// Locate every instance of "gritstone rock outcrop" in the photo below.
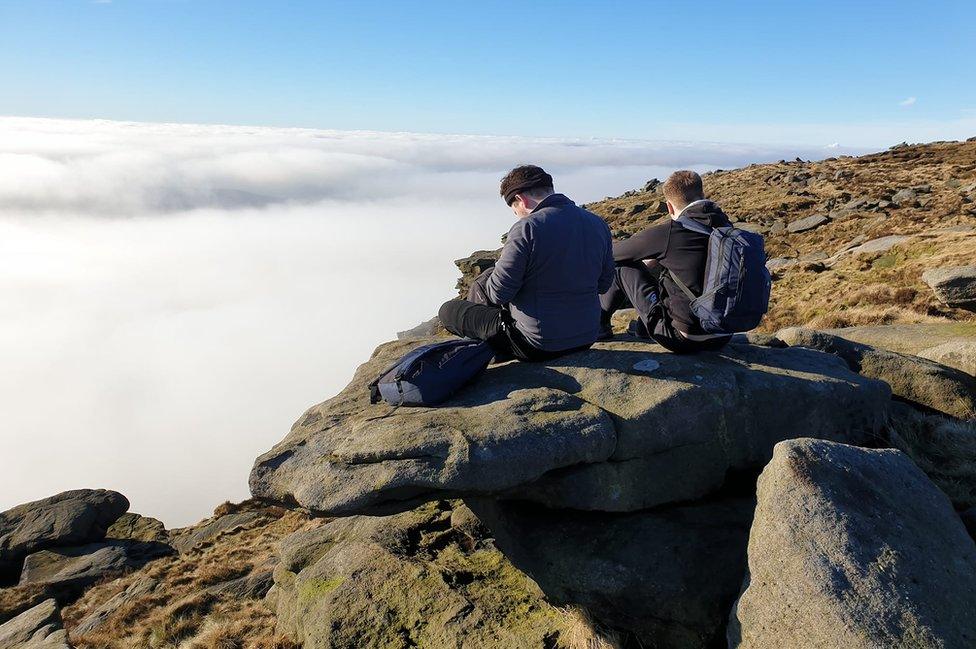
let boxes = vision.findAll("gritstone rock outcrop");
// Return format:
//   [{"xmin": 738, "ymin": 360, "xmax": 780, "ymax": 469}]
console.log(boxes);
[
  {"xmin": 466, "ymin": 496, "xmax": 754, "ymax": 647},
  {"xmin": 250, "ymin": 339, "xmax": 890, "ymax": 517},
  {"xmin": 924, "ymin": 266, "xmax": 976, "ymax": 312},
  {"xmin": 269, "ymin": 500, "xmax": 582, "ymax": 649},
  {"xmin": 776, "ymin": 327, "xmax": 976, "ymax": 419},
  {"xmin": 0, "ymin": 490, "xmax": 129, "ymax": 586},
  {"xmin": 729, "ymin": 438, "xmax": 976, "ymax": 648},
  {"xmin": 0, "ymin": 598, "xmax": 71, "ymax": 649}
]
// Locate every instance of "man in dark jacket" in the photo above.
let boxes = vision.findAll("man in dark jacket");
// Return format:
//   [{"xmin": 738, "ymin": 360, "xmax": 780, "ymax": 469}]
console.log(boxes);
[
  {"xmin": 439, "ymin": 165, "xmax": 615, "ymax": 361},
  {"xmin": 600, "ymin": 170, "xmax": 733, "ymax": 353}
]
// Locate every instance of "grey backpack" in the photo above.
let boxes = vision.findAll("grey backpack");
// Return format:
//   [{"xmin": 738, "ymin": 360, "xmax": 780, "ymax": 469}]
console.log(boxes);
[{"xmin": 669, "ymin": 216, "xmax": 771, "ymax": 334}]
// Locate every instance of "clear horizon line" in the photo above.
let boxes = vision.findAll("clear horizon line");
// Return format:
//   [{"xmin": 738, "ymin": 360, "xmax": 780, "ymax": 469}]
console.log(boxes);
[{"xmin": 0, "ymin": 113, "xmax": 890, "ymax": 156}]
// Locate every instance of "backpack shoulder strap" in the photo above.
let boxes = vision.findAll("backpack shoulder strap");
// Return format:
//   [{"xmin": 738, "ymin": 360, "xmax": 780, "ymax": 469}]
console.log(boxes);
[
  {"xmin": 667, "ymin": 216, "xmax": 714, "ymax": 300},
  {"xmin": 666, "ymin": 269, "xmax": 698, "ymax": 300},
  {"xmin": 674, "ymin": 215, "xmax": 713, "ymax": 236}
]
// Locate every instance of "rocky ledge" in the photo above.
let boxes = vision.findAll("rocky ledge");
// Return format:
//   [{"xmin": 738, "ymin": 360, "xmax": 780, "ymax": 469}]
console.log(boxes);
[
  {"xmin": 245, "ymin": 319, "xmax": 976, "ymax": 646},
  {"xmin": 250, "ymin": 338, "xmax": 890, "ymax": 517}
]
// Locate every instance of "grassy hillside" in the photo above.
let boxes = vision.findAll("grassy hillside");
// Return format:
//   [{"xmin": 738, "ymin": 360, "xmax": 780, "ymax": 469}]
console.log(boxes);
[{"xmin": 581, "ymin": 139, "xmax": 976, "ymax": 331}]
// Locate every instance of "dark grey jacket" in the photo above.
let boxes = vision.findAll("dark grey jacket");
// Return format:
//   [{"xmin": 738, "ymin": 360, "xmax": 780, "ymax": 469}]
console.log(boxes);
[{"xmin": 487, "ymin": 194, "xmax": 615, "ymax": 351}]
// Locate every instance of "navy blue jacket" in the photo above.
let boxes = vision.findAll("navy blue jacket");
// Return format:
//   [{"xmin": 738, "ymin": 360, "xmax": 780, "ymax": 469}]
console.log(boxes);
[{"xmin": 487, "ymin": 194, "xmax": 615, "ymax": 351}]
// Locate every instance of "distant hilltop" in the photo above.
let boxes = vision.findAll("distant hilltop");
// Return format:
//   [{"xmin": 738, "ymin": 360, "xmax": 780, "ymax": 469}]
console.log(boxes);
[{"xmin": 588, "ymin": 137, "xmax": 976, "ymax": 331}]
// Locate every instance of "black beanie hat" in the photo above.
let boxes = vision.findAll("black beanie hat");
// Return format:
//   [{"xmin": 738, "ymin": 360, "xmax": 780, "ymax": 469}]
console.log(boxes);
[{"xmin": 500, "ymin": 165, "xmax": 554, "ymax": 205}]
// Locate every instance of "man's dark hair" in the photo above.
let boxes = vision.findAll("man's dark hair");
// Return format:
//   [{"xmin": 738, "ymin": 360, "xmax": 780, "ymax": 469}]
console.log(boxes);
[
  {"xmin": 663, "ymin": 170, "xmax": 705, "ymax": 208},
  {"xmin": 500, "ymin": 165, "xmax": 554, "ymax": 205}
]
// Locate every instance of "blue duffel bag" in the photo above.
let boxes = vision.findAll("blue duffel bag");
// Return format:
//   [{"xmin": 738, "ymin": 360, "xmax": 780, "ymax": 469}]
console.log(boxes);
[{"xmin": 368, "ymin": 338, "xmax": 495, "ymax": 406}]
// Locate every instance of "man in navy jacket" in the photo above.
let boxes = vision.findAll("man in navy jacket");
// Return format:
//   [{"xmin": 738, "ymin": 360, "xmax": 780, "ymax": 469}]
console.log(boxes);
[{"xmin": 439, "ymin": 165, "xmax": 615, "ymax": 361}]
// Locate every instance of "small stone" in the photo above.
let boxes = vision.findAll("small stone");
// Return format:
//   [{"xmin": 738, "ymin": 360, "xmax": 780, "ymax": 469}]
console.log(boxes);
[
  {"xmin": 787, "ymin": 215, "xmax": 830, "ymax": 233},
  {"xmin": 736, "ymin": 222, "xmax": 770, "ymax": 234},
  {"xmin": 851, "ymin": 235, "xmax": 911, "ymax": 254},
  {"xmin": 632, "ymin": 359, "xmax": 660, "ymax": 373},
  {"xmin": 828, "ymin": 208, "xmax": 858, "ymax": 221},
  {"xmin": 766, "ymin": 257, "xmax": 800, "ymax": 272},
  {"xmin": 891, "ymin": 188, "xmax": 918, "ymax": 207},
  {"xmin": 765, "ymin": 258, "xmax": 797, "ymax": 271},
  {"xmin": 628, "ymin": 203, "xmax": 648, "ymax": 216},
  {"xmin": 799, "ymin": 251, "xmax": 828, "ymax": 262}
]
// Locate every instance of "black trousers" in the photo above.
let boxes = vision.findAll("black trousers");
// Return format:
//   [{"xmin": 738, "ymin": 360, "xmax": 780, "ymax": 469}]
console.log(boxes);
[
  {"xmin": 599, "ymin": 262, "xmax": 731, "ymax": 354},
  {"xmin": 438, "ymin": 269, "xmax": 590, "ymax": 362}
]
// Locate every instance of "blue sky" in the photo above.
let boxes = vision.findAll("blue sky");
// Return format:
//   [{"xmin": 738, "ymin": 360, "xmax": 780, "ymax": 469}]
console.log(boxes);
[{"xmin": 1, "ymin": 0, "xmax": 975, "ymax": 146}]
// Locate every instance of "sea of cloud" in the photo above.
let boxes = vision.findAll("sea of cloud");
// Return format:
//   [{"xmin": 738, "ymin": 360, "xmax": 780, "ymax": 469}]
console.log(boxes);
[{"xmin": 0, "ymin": 116, "xmax": 864, "ymax": 526}]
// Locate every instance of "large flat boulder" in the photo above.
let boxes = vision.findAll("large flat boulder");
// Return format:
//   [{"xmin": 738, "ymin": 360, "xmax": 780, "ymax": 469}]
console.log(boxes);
[
  {"xmin": 923, "ymin": 265, "xmax": 976, "ymax": 311},
  {"xmin": 0, "ymin": 599, "xmax": 71, "ymax": 649},
  {"xmin": 251, "ymin": 338, "xmax": 889, "ymax": 516},
  {"xmin": 467, "ymin": 496, "xmax": 754, "ymax": 648},
  {"xmin": 920, "ymin": 340, "xmax": 976, "ymax": 377},
  {"xmin": 18, "ymin": 540, "xmax": 173, "ymax": 596},
  {"xmin": 821, "ymin": 322, "xmax": 976, "ymax": 377},
  {"xmin": 270, "ymin": 500, "xmax": 607, "ymax": 649},
  {"xmin": 729, "ymin": 439, "xmax": 976, "ymax": 648},
  {"xmin": 787, "ymin": 214, "xmax": 829, "ymax": 233},
  {"xmin": 0, "ymin": 490, "xmax": 129, "ymax": 584},
  {"xmin": 778, "ymin": 327, "xmax": 976, "ymax": 419},
  {"xmin": 823, "ymin": 321, "xmax": 976, "ymax": 355}
]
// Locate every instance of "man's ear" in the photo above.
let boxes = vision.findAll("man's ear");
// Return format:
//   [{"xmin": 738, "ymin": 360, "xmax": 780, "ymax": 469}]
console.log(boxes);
[{"xmin": 666, "ymin": 201, "xmax": 675, "ymax": 215}]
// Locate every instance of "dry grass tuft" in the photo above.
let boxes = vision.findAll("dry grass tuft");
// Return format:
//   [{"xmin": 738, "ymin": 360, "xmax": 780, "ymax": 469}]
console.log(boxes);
[
  {"xmin": 805, "ymin": 305, "xmax": 932, "ymax": 330},
  {"xmin": 64, "ymin": 505, "xmax": 318, "ymax": 649},
  {"xmin": 558, "ymin": 605, "xmax": 626, "ymax": 649},
  {"xmin": 888, "ymin": 408, "xmax": 976, "ymax": 509},
  {"xmin": 0, "ymin": 582, "xmax": 53, "ymax": 624},
  {"xmin": 187, "ymin": 601, "xmax": 300, "ymax": 649}
]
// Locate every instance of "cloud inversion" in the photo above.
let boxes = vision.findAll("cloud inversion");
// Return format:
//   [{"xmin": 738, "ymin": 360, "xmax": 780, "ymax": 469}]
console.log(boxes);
[{"xmin": 0, "ymin": 117, "xmax": 868, "ymax": 526}]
